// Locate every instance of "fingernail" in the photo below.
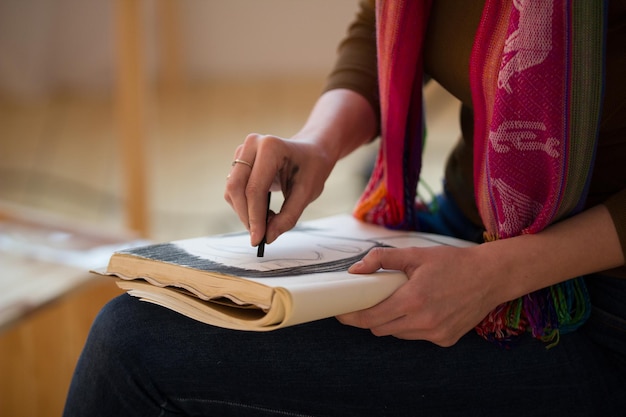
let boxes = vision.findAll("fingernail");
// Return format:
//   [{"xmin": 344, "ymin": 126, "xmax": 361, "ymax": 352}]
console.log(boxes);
[
  {"xmin": 348, "ymin": 260, "xmax": 364, "ymax": 272},
  {"xmin": 249, "ymin": 230, "xmax": 260, "ymax": 246}
]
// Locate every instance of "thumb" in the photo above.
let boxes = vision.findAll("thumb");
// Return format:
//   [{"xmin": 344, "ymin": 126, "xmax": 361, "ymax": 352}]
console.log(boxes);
[{"xmin": 348, "ymin": 247, "xmax": 405, "ymax": 274}]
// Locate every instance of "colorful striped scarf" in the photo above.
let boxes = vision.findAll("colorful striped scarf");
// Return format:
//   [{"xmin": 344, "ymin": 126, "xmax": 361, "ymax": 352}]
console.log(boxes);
[{"xmin": 353, "ymin": 0, "xmax": 606, "ymax": 346}]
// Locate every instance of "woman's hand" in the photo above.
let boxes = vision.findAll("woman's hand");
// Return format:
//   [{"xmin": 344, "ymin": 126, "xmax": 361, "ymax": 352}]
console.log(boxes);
[
  {"xmin": 337, "ymin": 245, "xmax": 499, "ymax": 347},
  {"xmin": 337, "ymin": 205, "xmax": 625, "ymax": 347},
  {"xmin": 224, "ymin": 134, "xmax": 334, "ymax": 246},
  {"xmin": 224, "ymin": 89, "xmax": 379, "ymax": 245}
]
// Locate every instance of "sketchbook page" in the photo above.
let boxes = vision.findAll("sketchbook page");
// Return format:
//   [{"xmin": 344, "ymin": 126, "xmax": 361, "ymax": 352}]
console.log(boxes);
[
  {"xmin": 117, "ymin": 271, "xmax": 406, "ymax": 331},
  {"xmin": 114, "ymin": 215, "xmax": 478, "ymax": 331},
  {"xmin": 116, "ymin": 280, "xmax": 289, "ymax": 331},
  {"xmin": 110, "ymin": 214, "xmax": 477, "ymax": 316},
  {"xmin": 146, "ymin": 215, "xmax": 380, "ymax": 280},
  {"xmin": 120, "ymin": 214, "xmax": 474, "ymax": 285}
]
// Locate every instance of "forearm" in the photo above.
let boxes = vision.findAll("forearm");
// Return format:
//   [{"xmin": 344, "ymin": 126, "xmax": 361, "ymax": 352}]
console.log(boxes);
[
  {"xmin": 292, "ymin": 88, "xmax": 378, "ymax": 165},
  {"xmin": 479, "ymin": 204, "xmax": 625, "ymax": 304}
]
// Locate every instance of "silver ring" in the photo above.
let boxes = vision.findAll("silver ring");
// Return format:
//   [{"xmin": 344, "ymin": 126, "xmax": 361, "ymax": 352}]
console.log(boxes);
[{"xmin": 232, "ymin": 159, "xmax": 253, "ymax": 169}]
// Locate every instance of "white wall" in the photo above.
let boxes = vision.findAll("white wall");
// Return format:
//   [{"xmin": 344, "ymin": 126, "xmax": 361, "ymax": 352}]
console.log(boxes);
[
  {"xmin": 0, "ymin": 0, "xmax": 117, "ymax": 97},
  {"xmin": 0, "ymin": 0, "xmax": 359, "ymax": 98},
  {"xmin": 180, "ymin": 0, "xmax": 358, "ymax": 80}
]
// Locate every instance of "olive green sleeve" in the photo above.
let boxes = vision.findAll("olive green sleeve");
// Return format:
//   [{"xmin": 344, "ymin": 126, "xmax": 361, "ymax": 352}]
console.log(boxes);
[
  {"xmin": 323, "ymin": 0, "xmax": 380, "ymax": 122},
  {"xmin": 604, "ymin": 189, "xmax": 626, "ymax": 264}
]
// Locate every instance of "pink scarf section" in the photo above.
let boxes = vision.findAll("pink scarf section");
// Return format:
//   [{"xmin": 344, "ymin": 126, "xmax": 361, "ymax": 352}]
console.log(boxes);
[
  {"xmin": 354, "ymin": 0, "xmax": 604, "ymax": 345},
  {"xmin": 353, "ymin": 0, "xmax": 430, "ymax": 229}
]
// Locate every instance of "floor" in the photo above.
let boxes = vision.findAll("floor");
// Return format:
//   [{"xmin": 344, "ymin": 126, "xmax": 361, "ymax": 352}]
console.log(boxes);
[{"xmin": 0, "ymin": 78, "xmax": 460, "ymax": 243}]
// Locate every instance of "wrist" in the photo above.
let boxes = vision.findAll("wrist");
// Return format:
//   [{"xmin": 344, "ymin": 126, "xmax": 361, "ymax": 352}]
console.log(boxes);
[
  {"xmin": 476, "ymin": 235, "xmax": 548, "ymax": 305},
  {"xmin": 293, "ymin": 89, "xmax": 377, "ymax": 164},
  {"xmin": 474, "ymin": 204, "xmax": 624, "ymax": 305}
]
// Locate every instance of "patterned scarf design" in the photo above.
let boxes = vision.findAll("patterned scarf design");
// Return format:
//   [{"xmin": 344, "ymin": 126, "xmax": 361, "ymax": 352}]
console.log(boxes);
[{"xmin": 354, "ymin": 0, "xmax": 606, "ymax": 345}]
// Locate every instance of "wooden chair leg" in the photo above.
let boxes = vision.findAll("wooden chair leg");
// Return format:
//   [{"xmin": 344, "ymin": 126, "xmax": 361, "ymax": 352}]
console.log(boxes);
[
  {"xmin": 114, "ymin": 0, "xmax": 149, "ymax": 237},
  {"xmin": 157, "ymin": 0, "xmax": 184, "ymax": 94}
]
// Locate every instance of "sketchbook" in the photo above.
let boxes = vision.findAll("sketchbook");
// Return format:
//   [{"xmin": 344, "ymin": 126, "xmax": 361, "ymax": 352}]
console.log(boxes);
[{"xmin": 96, "ymin": 214, "xmax": 475, "ymax": 331}]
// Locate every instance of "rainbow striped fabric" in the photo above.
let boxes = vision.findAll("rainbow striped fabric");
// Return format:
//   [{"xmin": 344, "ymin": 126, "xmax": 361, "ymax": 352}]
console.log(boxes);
[{"xmin": 354, "ymin": 0, "xmax": 606, "ymax": 346}]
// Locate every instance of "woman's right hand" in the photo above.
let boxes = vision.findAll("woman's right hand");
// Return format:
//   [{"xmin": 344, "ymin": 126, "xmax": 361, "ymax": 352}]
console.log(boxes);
[
  {"xmin": 224, "ymin": 89, "xmax": 378, "ymax": 246},
  {"xmin": 224, "ymin": 133, "xmax": 335, "ymax": 247}
]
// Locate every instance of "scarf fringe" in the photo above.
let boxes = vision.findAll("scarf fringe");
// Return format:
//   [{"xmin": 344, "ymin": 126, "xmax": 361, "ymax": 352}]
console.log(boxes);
[
  {"xmin": 474, "ymin": 277, "xmax": 591, "ymax": 348},
  {"xmin": 353, "ymin": 147, "xmax": 408, "ymax": 228},
  {"xmin": 353, "ymin": 182, "xmax": 405, "ymax": 228}
]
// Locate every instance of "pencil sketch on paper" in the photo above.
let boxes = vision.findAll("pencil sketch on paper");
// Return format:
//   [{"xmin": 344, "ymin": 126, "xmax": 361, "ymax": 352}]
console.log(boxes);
[
  {"xmin": 120, "ymin": 223, "xmax": 462, "ymax": 279},
  {"xmin": 120, "ymin": 225, "xmax": 386, "ymax": 278}
]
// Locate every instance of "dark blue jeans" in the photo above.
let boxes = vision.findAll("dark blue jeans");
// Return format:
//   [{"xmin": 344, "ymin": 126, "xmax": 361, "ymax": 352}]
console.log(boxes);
[{"xmin": 63, "ymin": 194, "xmax": 626, "ymax": 416}]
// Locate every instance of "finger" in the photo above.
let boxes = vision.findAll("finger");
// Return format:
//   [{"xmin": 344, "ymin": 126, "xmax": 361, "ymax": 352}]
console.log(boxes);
[
  {"xmin": 338, "ymin": 306, "xmax": 430, "ymax": 340},
  {"xmin": 266, "ymin": 184, "xmax": 312, "ymax": 244},
  {"xmin": 368, "ymin": 315, "xmax": 417, "ymax": 338},
  {"xmin": 336, "ymin": 295, "xmax": 405, "ymax": 331},
  {"xmin": 385, "ymin": 324, "xmax": 461, "ymax": 347},
  {"xmin": 351, "ymin": 296, "xmax": 463, "ymax": 345},
  {"xmin": 248, "ymin": 139, "xmax": 317, "ymax": 244},
  {"xmin": 247, "ymin": 187, "xmax": 271, "ymax": 246},
  {"xmin": 244, "ymin": 136, "xmax": 285, "ymax": 245},
  {"xmin": 266, "ymin": 148, "xmax": 327, "ymax": 242},
  {"xmin": 337, "ymin": 305, "xmax": 400, "ymax": 330},
  {"xmin": 224, "ymin": 144, "xmax": 257, "ymax": 231},
  {"xmin": 348, "ymin": 247, "xmax": 413, "ymax": 274}
]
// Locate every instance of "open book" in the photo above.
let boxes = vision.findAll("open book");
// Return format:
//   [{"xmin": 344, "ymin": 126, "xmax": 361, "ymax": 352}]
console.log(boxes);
[{"xmin": 96, "ymin": 215, "xmax": 475, "ymax": 331}]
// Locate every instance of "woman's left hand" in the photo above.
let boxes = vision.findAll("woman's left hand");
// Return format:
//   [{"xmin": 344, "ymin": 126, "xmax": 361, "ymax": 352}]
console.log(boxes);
[
  {"xmin": 336, "ymin": 245, "xmax": 499, "ymax": 347},
  {"xmin": 337, "ymin": 205, "xmax": 625, "ymax": 347}
]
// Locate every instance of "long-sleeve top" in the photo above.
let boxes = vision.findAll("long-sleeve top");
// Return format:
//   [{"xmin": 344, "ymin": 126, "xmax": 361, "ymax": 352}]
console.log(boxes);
[{"xmin": 324, "ymin": 0, "xmax": 626, "ymax": 278}]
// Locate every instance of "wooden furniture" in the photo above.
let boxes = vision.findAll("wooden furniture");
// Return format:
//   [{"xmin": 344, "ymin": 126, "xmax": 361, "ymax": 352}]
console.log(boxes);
[
  {"xmin": 114, "ymin": 0, "xmax": 150, "ymax": 236},
  {"xmin": 0, "ymin": 203, "xmax": 142, "ymax": 417},
  {"xmin": 113, "ymin": 0, "xmax": 184, "ymax": 237},
  {"xmin": 0, "ymin": 275, "xmax": 120, "ymax": 417},
  {"xmin": 0, "ymin": 3, "xmax": 185, "ymax": 414}
]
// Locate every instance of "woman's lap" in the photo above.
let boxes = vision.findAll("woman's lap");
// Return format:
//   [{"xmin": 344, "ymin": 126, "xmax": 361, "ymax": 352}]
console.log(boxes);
[
  {"xmin": 64, "ymin": 191, "xmax": 626, "ymax": 416},
  {"xmin": 64, "ymin": 293, "xmax": 625, "ymax": 417}
]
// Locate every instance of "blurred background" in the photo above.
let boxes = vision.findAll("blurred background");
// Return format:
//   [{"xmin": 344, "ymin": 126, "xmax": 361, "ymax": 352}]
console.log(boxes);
[
  {"xmin": 0, "ymin": 0, "xmax": 371, "ymax": 241},
  {"xmin": 0, "ymin": 1, "xmax": 460, "ymax": 415}
]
